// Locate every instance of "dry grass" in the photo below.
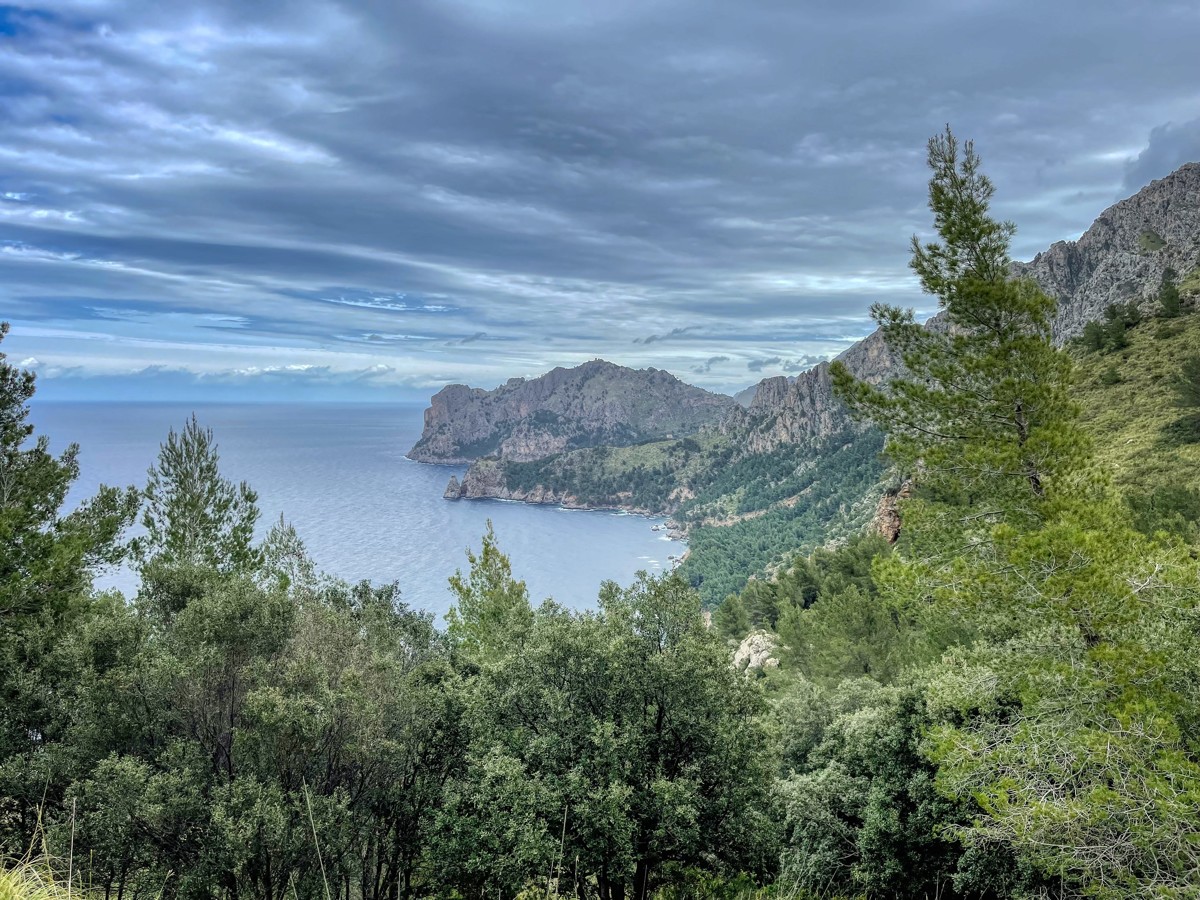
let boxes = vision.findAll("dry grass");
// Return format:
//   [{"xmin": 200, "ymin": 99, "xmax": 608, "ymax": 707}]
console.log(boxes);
[
  {"xmin": 0, "ymin": 858, "xmax": 87, "ymax": 900},
  {"xmin": 1073, "ymin": 306, "xmax": 1200, "ymax": 492}
]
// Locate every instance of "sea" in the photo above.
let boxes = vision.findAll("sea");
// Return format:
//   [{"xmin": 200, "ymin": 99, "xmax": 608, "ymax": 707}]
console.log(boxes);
[{"xmin": 28, "ymin": 402, "xmax": 684, "ymax": 619}]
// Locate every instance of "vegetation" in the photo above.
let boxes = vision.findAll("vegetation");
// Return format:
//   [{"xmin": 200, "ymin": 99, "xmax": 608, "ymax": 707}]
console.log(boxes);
[
  {"xmin": 1070, "ymin": 292, "xmax": 1200, "ymax": 539},
  {"xmin": 1157, "ymin": 267, "xmax": 1182, "ymax": 318},
  {"xmin": 1078, "ymin": 300, "xmax": 1143, "ymax": 353},
  {"xmin": 5, "ymin": 131, "xmax": 1200, "ymax": 899},
  {"xmin": 0, "ymin": 322, "xmax": 775, "ymax": 899},
  {"xmin": 1137, "ymin": 228, "xmax": 1166, "ymax": 252},
  {"xmin": 502, "ymin": 434, "xmax": 719, "ymax": 513},
  {"xmin": 492, "ymin": 425, "xmax": 886, "ymax": 606},
  {"xmin": 676, "ymin": 431, "xmax": 884, "ymax": 603}
]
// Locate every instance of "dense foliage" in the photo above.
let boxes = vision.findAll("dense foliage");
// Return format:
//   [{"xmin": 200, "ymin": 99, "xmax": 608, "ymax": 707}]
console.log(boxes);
[
  {"xmin": 498, "ymin": 426, "xmax": 886, "ymax": 606},
  {"xmin": 676, "ymin": 431, "xmax": 885, "ymax": 603},
  {"xmin": 0, "ymin": 322, "xmax": 776, "ymax": 900}
]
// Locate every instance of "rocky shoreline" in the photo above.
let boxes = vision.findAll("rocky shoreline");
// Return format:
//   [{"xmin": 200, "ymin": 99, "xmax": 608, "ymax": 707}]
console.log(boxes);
[{"xmin": 442, "ymin": 468, "xmax": 689, "ymax": 541}]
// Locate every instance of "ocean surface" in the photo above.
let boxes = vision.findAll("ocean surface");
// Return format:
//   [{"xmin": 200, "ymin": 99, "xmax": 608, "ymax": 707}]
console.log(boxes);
[{"xmin": 28, "ymin": 402, "xmax": 684, "ymax": 618}]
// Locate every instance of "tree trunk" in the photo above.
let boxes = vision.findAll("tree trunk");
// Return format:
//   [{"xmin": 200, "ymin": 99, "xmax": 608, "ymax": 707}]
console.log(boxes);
[{"xmin": 633, "ymin": 859, "xmax": 650, "ymax": 900}]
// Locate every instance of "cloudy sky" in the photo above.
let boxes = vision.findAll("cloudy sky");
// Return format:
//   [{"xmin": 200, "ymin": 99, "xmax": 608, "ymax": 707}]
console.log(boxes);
[{"xmin": 3, "ymin": 0, "xmax": 1199, "ymax": 402}]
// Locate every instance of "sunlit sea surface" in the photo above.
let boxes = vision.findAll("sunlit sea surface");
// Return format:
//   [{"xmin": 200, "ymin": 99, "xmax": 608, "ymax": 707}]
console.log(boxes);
[{"xmin": 29, "ymin": 402, "xmax": 684, "ymax": 618}]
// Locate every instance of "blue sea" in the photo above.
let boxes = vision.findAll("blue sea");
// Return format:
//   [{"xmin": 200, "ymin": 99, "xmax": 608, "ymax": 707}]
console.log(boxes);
[{"xmin": 28, "ymin": 402, "xmax": 684, "ymax": 618}]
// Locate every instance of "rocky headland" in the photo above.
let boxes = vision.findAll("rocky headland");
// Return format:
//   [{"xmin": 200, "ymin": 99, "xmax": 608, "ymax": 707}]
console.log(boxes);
[{"xmin": 407, "ymin": 358, "xmax": 736, "ymax": 465}]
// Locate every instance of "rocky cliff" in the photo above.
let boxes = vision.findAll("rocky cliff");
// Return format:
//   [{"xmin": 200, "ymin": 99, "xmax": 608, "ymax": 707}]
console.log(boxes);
[
  {"xmin": 408, "ymin": 358, "xmax": 737, "ymax": 464},
  {"xmin": 720, "ymin": 327, "xmax": 898, "ymax": 457},
  {"xmin": 445, "ymin": 456, "xmax": 670, "ymax": 515},
  {"xmin": 1017, "ymin": 162, "xmax": 1200, "ymax": 340}
]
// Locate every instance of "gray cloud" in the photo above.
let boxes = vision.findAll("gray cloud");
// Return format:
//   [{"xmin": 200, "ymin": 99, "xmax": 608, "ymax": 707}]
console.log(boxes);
[
  {"xmin": 634, "ymin": 326, "xmax": 701, "ymax": 345},
  {"xmin": 747, "ymin": 356, "xmax": 783, "ymax": 372},
  {"xmin": 782, "ymin": 354, "xmax": 827, "ymax": 373},
  {"xmin": 0, "ymin": 0, "xmax": 1196, "ymax": 399},
  {"xmin": 691, "ymin": 354, "xmax": 729, "ymax": 375},
  {"xmin": 1124, "ymin": 117, "xmax": 1200, "ymax": 194},
  {"xmin": 443, "ymin": 331, "xmax": 491, "ymax": 346}
]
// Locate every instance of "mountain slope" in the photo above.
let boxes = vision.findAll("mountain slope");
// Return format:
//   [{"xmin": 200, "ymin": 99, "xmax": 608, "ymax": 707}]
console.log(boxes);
[
  {"xmin": 1072, "ymin": 296, "xmax": 1200, "ymax": 538},
  {"xmin": 1017, "ymin": 162, "xmax": 1200, "ymax": 340}
]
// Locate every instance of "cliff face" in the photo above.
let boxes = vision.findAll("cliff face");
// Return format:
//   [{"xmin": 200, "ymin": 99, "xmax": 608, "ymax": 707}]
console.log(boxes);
[
  {"xmin": 722, "ymin": 327, "xmax": 899, "ymax": 457},
  {"xmin": 1016, "ymin": 162, "xmax": 1200, "ymax": 341},
  {"xmin": 408, "ymin": 359, "xmax": 737, "ymax": 464}
]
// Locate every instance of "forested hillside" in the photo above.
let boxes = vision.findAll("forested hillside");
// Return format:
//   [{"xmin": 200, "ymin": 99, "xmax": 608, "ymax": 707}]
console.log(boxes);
[{"xmin": 4, "ymin": 133, "xmax": 1200, "ymax": 899}]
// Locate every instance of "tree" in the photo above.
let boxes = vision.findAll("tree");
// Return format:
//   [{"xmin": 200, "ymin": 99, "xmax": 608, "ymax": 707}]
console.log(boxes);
[
  {"xmin": 445, "ymin": 521, "xmax": 534, "ymax": 662},
  {"xmin": 139, "ymin": 414, "xmax": 260, "ymax": 574},
  {"xmin": 0, "ymin": 321, "xmax": 138, "ymax": 632},
  {"xmin": 137, "ymin": 415, "xmax": 260, "ymax": 617},
  {"xmin": 1157, "ymin": 267, "xmax": 1181, "ymax": 318},
  {"xmin": 824, "ymin": 132, "xmax": 1200, "ymax": 896},
  {"xmin": 0, "ymin": 322, "xmax": 138, "ymax": 855},
  {"xmin": 1079, "ymin": 319, "xmax": 1107, "ymax": 352},
  {"xmin": 831, "ymin": 127, "xmax": 1089, "ymax": 532},
  {"xmin": 712, "ymin": 592, "xmax": 750, "ymax": 641},
  {"xmin": 442, "ymin": 565, "xmax": 778, "ymax": 899},
  {"xmin": 777, "ymin": 679, "xmax": 1036, "ymax": 900},
  {"xmin": 1172, "ymin": 355, "xmax": 1200, "ymax": 440}
]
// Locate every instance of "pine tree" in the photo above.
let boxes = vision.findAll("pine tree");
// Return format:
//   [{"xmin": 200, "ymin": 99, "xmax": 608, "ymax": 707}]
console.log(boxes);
[
  {"xmin": 1157, "ymin": 267, "xmax": 1181, "ymax": 318},
  {"xmin": 0, "ymin": 322, "xmax": 138, "ymax": 630},
  {"xmin": 1173, "ymin": 355, "xmax": 1200, "ymax": 440},
  {"xmin": 139, "ymin": 414, "xmax": 260, "ymax": 575},
  {"xmin": 445, "ymin": 521, "xmax": 533, "ymax": 661},
  {"xmin": 831, "ymin": 127, "xmax": 1089, "ymax": 530}
]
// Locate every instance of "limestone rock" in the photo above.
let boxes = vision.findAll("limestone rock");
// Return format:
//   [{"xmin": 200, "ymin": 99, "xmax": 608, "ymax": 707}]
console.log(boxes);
[
  {"xmin": 1014, "ymin": 162, "xmax": 1200, "ymax": 342},
  {"xmin": 871, "ymin": 480, "xmax": 914, "ymax": 544},
  {"xmin": 733, "ymin": 630, "xmax": 779, "ymax": 673},
  {"xmin": 442, "ymin": 475, "xmax": 463, "ymax": 500},
  {"xmin": 407, "ymin": 358, "xmax": 736, "ymax": 464},
  {"xmin": 731, "ymin": 163, "xmax": 1200, "ymax": 457}
]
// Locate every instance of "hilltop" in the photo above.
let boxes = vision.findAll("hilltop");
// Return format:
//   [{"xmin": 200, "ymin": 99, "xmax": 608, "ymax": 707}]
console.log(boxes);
[{"xmin": 407, "ymin": 358, "xmax": 736, "ymax": 464}]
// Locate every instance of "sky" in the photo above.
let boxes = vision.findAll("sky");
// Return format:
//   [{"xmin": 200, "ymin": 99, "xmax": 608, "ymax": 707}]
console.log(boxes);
[{"xmin": 2, "ymin": 0, "xmax": 1199, "ymax": 403}]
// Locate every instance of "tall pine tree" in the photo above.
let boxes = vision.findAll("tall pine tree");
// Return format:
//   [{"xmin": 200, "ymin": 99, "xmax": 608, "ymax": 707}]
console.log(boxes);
[{"xmin": 831, "ymin": 127, "xmax": 1089, "ymax": 533}]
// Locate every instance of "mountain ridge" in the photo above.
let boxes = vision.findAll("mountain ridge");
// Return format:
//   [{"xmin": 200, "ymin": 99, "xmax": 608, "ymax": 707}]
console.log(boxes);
[{"xmin": 730, "ymin": 161, "xmax": 1200, "ymax": 452}]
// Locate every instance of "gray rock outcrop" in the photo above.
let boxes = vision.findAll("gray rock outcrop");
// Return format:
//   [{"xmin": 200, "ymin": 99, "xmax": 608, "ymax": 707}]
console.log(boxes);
[
  {"xmin": 1016, "ymin": 162, "xmax": 1200, "ymax": 341},
  {"xmin": 733, "ymin": 630, "xmax": 779, "ymax": 673},
  {"xmin": 729, "ymin": 162, "xmax": 1200, "ymax": 455}
]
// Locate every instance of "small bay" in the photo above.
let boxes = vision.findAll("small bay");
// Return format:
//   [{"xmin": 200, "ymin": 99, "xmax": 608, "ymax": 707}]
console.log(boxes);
[{"xmin": 29, "ymin": 401, "xmax": 684, "ymax": 618}]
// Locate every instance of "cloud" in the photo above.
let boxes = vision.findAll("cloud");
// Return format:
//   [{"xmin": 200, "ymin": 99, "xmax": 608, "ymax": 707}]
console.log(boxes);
[
  {"xmin": 445, "ymin": 331, "xmax": 490, "ymax": 346},
  {"xmin": 315, "ymin": 293, "xmax": 456, "ymax": 314},
  {"xmin": 781, "ymin": 354, "xmax": 827, "ymax": 373},
  {"xmin": 747, "ymin": 356, "xmax": 783, "ymax": 372},
  {"xmin": 0, "ymin": 0, "xmax": 1195, "ymax": 399},
  {"xmin": 1124, "ymin": 118, "xmax": 1200, "ymax": 193},
  {"xmin": 634, "ymin": 326, "xmax": 700, "ymax": 345},
  {"xmin": 691, "ymin": 354, "xmax": 729, "ymax": 375},
  {"xmin": 339, "ymin": 332, "xmax": 438, "ymax": 344}
]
